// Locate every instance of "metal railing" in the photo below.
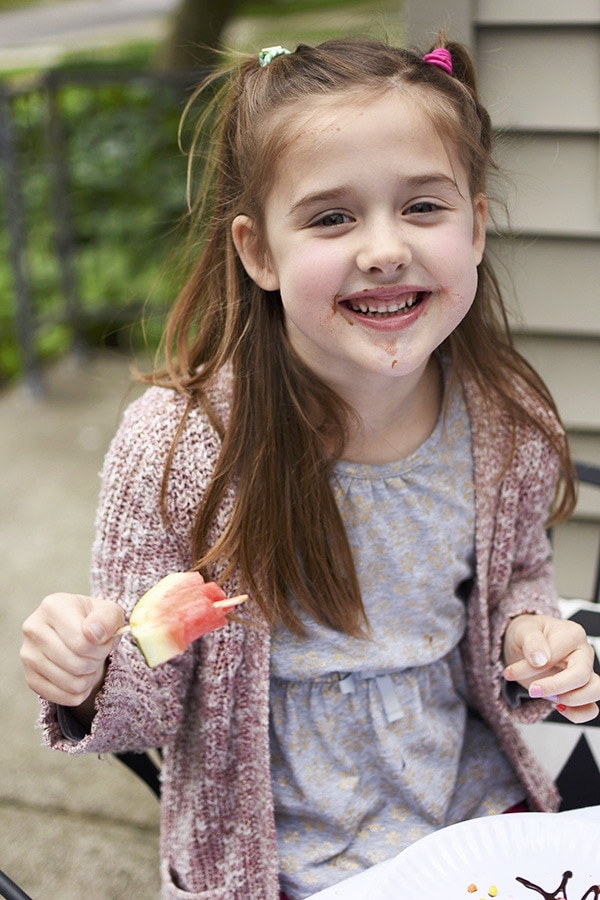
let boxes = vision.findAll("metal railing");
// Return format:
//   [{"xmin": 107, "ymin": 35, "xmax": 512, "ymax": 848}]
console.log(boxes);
[{"xmin": 0, "ymin": 67, "xmax": 205, "ymax": 394}]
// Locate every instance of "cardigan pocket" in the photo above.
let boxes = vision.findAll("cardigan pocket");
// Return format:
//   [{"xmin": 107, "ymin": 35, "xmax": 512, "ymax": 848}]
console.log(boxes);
[
  {"xmin": 161, "ymin": 863, "xmax": 231, "ymax": 900},
  {"xmin": 161, "ymin": 882, "xmax": 230, "ymax": 899}
]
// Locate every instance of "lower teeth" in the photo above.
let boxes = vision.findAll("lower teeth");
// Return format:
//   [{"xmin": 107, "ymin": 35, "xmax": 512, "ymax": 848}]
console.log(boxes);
[{"xmin": 359, "ymin": 305, "xmax": 414, "ymax": 317}]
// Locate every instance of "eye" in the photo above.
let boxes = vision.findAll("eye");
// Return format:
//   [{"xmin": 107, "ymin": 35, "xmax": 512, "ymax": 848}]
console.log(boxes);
[
  {"xmin": 404, "ymin": 200, "xmax": 441, "ymax": 215},
  {"xmin": 313, "ymin": 211, "xmax": 353, "ymax": 227}
]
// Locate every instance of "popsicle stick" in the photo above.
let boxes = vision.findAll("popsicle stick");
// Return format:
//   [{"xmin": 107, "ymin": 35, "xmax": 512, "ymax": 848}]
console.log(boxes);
[
  {"xmin": 114, "ymin": 594, "xmax": 248, "ymax": 635},
  {"xmin": 213, "ymin": 593, "xmax": 248, "ymax": 608}
]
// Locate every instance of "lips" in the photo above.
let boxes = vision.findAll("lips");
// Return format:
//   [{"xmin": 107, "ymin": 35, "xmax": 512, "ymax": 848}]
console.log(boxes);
[{"xmin": 341, "ymin": 291, "xmax": 428, "ymax": 318}]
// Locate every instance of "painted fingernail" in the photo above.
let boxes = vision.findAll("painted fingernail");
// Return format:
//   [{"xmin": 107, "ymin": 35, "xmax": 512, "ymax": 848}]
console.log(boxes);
[
  {"xmin": 529, "ymin": 684, "xmax": 543, "ymax": 698},
  {"xmin": 531, "ymin": 651, "xmax": 549, "ymax": 667},
  {"xmin": 546, "ymin": 694, "xmax": 559, "ymax": 703},
  {"xmin": 556, "ymin": 704, "xmax": 567, "ymax": 713}
]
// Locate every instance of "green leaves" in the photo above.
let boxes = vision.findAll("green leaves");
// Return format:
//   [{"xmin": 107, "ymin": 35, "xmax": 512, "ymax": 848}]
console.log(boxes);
[{"xmin": 0, "ymin": 74, "xmax": 190, "ymax": 383}]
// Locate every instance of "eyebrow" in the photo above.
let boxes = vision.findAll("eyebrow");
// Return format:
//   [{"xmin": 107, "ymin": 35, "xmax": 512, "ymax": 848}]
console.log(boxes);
[
  {"xmin": 287, "ymin": 173, "xmax": 461, "ymax": 217},
  {"xmin": 288, "ymin": 188, "xmax": 349, "ymax": 218}
]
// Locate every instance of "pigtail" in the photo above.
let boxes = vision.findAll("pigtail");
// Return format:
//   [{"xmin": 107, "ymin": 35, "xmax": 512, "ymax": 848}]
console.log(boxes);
[{"xmin": 443, "ymin": 41, "xmax": 479, "ymax": 93}]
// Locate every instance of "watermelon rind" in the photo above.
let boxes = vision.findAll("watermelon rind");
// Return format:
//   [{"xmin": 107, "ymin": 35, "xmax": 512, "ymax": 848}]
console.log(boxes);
[{"xmin": 131, "ymin": 623, "xmax": 183, "ymax": 668}]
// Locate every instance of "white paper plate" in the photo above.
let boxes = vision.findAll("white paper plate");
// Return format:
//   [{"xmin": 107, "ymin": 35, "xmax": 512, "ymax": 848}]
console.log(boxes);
[{"xmin": 369, "ymin": 813, "xmax": 600, "ymax": 899}]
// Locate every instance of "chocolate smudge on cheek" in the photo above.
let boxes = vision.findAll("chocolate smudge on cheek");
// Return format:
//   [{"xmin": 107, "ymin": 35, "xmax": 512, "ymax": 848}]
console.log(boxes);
[{"xmin": 331, "ymin": 295, "xmax": 354, "ymax": 325}]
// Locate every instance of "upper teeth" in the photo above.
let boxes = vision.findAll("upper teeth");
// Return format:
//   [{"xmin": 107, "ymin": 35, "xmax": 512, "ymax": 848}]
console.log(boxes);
[{"xmin": 348, "ymin": 294, "xmax": 420, "ymax": 314}]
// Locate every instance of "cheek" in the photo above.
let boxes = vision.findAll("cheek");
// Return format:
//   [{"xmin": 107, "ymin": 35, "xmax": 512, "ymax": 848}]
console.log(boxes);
[
  {"xmin": 440, "ymin": 232, "xmax": 480, "ymax": 297},
  {"xmin": 278, "ymin": 242, "xmax": 345, "ymax": 301},
  {"xmin": 432, "ymin": 236, "xmax": 479, "ymax": 331}
]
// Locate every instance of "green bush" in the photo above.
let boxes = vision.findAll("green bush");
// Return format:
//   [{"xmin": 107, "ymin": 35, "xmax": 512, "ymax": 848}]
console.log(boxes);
[{"xmin": 0, "ymin": 71, "xmax": 194, "ymax": 383}]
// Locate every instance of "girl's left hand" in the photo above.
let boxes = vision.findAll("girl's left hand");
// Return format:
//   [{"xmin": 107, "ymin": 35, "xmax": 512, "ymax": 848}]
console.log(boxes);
[{"xmin": 503, "ymin": 613, "xmax": 600, "ymax": 723}]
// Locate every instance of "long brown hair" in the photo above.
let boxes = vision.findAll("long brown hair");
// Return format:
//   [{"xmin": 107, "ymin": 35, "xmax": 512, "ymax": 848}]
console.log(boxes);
[{"xmin": 144, "ymin": 37, "xmax": 575, "ymax": 636}]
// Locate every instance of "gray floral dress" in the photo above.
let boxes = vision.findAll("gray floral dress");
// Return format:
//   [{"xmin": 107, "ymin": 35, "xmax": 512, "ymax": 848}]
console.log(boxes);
[{"xmin": 270, "ymin": 373, "xmax": 523, "ymax": 898}]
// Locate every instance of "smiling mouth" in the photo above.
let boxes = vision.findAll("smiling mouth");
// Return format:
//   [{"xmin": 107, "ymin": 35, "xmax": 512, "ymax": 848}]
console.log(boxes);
[{"xmin": 343, "ymin": 292, "xmax": 426, "ymax": 317}]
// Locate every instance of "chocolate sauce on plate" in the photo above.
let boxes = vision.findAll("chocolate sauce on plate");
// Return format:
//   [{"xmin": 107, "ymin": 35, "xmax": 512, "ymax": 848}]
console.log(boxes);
[{"xmin": 516, "ymin": 870, "xmax": 600, "ymax": 899}]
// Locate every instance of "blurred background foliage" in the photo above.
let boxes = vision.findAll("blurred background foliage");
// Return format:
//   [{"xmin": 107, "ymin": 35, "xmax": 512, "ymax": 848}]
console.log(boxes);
[
  {"xmin": 0, "ymin": 67, "xmax": 191, "ymax": 383},
  {"xmin": 0, "ymin": 0, "xmax": 403, "ymax": 387}
]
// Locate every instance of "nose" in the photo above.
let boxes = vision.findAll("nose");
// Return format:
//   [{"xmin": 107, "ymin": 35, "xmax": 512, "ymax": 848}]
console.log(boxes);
[{"xmin": 356, "ymin": 221, "xmax": 412, "ymax": 275}]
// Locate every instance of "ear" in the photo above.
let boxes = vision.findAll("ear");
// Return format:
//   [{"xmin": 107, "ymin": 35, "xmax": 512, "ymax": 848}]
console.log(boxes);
[
  {"xmin": 472, "ymin": 193, "xmax": 488, "ymax": 266},
  {"xmin": 231, "ymin": 215, "xmax": 280, "ymax": 292}
]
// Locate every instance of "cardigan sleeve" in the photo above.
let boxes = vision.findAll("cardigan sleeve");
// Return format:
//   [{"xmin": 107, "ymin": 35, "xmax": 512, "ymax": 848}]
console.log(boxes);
[
  {"xmin": 39, "ymin": 385, "xmax": 223, "ymax": 754},
  {"xmin": 483, "ymin": 423, "xmax": 564, "ymax": 727},
  {"xmin": 487, "ymin": 422, "xmax": 562, "ymax": 668},
  {"xmin": 462, "ymin": 369, "xmax": 568, "ymax": 731}
]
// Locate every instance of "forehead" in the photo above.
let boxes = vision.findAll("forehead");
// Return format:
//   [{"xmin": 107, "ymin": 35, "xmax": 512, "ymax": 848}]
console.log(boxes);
[{"xmin": 264, "ymin": 87, "xmax": 468, "ymax": 202}]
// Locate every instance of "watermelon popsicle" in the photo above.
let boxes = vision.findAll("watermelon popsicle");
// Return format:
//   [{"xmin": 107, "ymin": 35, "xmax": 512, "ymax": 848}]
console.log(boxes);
[{"xmin": 119, "ymin": 572, "xmax": 247, "ymax": 667}]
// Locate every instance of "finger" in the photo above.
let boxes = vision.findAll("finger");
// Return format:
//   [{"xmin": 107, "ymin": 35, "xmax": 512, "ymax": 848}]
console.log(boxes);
[
  {"xmin": 554, "ymin": 701, "xmax": 599, "ymax": 725},
  {"xmin": 24, "ymin": 594, "xmax": 122, "ymax": 650},
  {"xmin": 549, "ymin": 671, "xmax": 600, "ymax": 708},
  {"xmin": 519, "ymin": 629, "xmax": 554, "ymax": 671},
  {"xmin": 22, "ymin": 607, "xmax": 113, "ymax": 680},
  {"xmin": 25, "ymin": 594, "xmax": 100, "ymax": 659},
  {"xmin": 27, "ymin": 670, "xmax": 100, "ymax": 707},
  {"xmin": 21, "ymin": 629, "xmax": 103, "ymax": 683},
  {"xmin": 503, "ymin": 657, "xmax": 555, "ymax": 685},
  {"xmin": 82, "ymin": 603, "xmax": 124, "ymax": 646},
  {"xmin": 503, "ymin": 621, "xmax": 553, "ymax": 683},
  {"xmin": 24, "ymin": 613, "xmax": 109, "ymax": 667},
  {"xmin": 21, "ymin": 644, "xmax": 105, "ymax": 706},
  {"xmin": 528, "ymin": 643, "xmax": 596, "ymax": 699}
]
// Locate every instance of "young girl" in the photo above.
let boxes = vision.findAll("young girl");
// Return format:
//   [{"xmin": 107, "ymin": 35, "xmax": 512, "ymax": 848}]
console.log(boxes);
[{"xmin": 21, "ymin": 37, "xmax": 600, "ymax": 900}]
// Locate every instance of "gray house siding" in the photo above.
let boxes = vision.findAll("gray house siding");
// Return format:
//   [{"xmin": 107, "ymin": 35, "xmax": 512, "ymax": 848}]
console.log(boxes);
[{"xmin": 403, "ymin": 0, "xmax": 600, "ymax": 600}]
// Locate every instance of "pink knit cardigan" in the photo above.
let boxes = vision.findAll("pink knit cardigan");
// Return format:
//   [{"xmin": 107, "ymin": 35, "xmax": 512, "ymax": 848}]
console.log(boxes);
[{"xmin": 41, "ymin": 368, "xmax": 564, "ymax": 899}]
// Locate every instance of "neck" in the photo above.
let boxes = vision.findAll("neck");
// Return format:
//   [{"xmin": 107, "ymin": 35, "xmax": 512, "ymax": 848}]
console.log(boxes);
[{"xmin": 340, "ymin": 356, "xmax": 443, "ymax": 464}]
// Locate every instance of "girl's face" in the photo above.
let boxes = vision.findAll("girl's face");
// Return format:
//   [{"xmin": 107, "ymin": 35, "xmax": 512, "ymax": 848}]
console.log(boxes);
[{"xmin": 233, "ymin": 89, "xmax": 487, "ymax": 395}]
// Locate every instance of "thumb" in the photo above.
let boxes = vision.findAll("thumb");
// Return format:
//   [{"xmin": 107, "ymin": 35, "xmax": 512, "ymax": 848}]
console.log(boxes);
[
  {"xmin": 508, "ymin": 616, "xmax": 553, "ymax": 670},
  {"xmin": 524, "ymin": 641, "xmax": 552, "ymax": 670},
  {"xmin": 503, "ymin": 621, "xmax": 553, "ymax": 686},
  {"xmin": 82, "ymin": 601, "xmax": 125, "ymax": 645}
]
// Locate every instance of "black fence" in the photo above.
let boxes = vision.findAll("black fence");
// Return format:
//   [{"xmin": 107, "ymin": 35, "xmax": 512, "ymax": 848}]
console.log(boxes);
[{"xmin": 0, "ymin": 67, "xmax": 206, "ymax": 394}]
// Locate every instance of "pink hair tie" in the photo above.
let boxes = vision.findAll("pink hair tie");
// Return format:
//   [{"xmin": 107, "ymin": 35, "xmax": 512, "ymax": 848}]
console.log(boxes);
[{"xmin": 422, "ymin": 48, "xmax": 453, "ymax": 75}]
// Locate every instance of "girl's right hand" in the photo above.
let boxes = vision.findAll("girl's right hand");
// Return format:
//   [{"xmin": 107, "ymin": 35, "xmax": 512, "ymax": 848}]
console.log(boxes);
[{"xmin": 20, "ymin": 593, "xmax": 124, "ymax": 710}]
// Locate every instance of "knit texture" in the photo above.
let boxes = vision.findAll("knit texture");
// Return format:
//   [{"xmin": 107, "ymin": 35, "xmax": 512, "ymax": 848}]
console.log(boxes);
[{"xmin": 39, "ymin": 367, "xmax": 564, "ymax": 898}]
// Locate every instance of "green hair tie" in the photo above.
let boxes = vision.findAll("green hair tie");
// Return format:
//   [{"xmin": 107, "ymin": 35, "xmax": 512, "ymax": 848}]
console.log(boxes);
[{"xmin": 258, "ymin": 45, "xmax": 291, "ymax": 67}]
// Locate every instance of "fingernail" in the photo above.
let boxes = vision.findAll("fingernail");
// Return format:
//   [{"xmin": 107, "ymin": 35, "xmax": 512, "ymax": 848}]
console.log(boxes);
[
  {"xmin": 531, "ymin": 651, "xmax": 548, "ymax": 667},
  {"xmin": 529, "ymin": 684, "xmax": 543, "ymax": 699},
  {"xmin": 88, "ymin": 622, "xmax": 105, "ymax": 642},
  {"xmin": 556, "ymin": 704, "xmax": 567, "ymax": 714},
  {"xmin": 546, "ymin": 695, "xmax": 559, "ymax": 703}
]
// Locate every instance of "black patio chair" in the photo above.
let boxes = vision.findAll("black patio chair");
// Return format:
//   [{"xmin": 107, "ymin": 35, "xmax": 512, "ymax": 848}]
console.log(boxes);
[
  {"xmin": 114, "ymin": 748, "xmax": 162, "ymax": 798},
  {"xmin": 0, "ymin": 869, "xmax": 33, "ymax": 900},
  {"xmin": 574, "ymin": 461, "xmax": 600, "ymax": 604}
]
